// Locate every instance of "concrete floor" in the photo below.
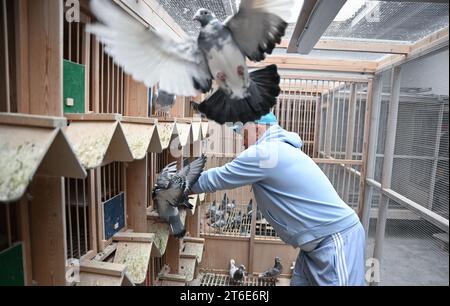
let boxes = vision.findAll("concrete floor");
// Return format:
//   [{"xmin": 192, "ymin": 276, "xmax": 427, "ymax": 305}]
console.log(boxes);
[{"xmin": 366, "ymin": 220, "xmax": 449, "ymax": 286}]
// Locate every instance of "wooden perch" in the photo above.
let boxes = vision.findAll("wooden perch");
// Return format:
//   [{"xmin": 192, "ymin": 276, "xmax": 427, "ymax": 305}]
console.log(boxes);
[{"xmin": 112, "ymin": 232, "xmax": 155, "ymax": 285}]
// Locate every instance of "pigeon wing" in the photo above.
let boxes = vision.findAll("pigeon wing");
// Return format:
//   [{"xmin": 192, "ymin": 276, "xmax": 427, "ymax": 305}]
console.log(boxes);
[
  {"xmin": 87, "ymin": 0, "xmax": 212, "ymax": 97},
  {"xmin": 225, "ymin": 0, "xmax": 295, "ymax": 62},
  {"xmin": 180, "ymin": 155, "xmax": 207, "ymax": 194}
]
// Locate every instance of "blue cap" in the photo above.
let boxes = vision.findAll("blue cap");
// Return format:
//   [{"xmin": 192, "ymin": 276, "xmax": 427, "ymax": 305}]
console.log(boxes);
[
  {"xmin": 230, "ymin": 112, "xmax": 278, "ymax": 135},
  {"xmin": 255, "ymin": 112, "xmax": 278, "ymax": 125}
]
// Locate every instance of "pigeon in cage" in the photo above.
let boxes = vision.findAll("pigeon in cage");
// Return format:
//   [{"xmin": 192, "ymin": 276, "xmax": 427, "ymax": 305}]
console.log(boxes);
[
  {"xmin": 246, "ymin": 199, "xmax": 263, "ymax": 221},
  {"xmin": 208, "ymin": 218, "xmax": 227, "ymax": 229},
  {"xmin": 205, "ymin": 200, "xmax": 217, "ymax": 218},
  {"xmin": 226, "ymin": 200, "xmax": 237, "ymax": 212},
  {"xmin": 260, "ymin": 257, "xmax": 283, "ymax": 280},
  {"xmin": 220, "ymin": 193, "xmax": 229, "ymax": 211},
  {"xmin": 87, "ymin": 0, "xmax": 295, "ymax": 125},
  {"xmin": 209, "ymin": 209, "xmax": 225, "ymax": 223},
  {"xmin": 152, "ymin": 155, "xmax": 207, "ymax": 239},
  {"xmin": 229, "ymin": 259, "xmax": 246, "ymax": 284},
  {"xmin": 230, "ymin": 211, "xmax": 243, "ymax": 229}
]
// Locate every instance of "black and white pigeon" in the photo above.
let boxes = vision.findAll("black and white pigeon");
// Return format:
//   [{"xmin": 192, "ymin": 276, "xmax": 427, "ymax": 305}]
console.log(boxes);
[
  {"xmin": 87, "ymin": 0, "xmax": 294, "ymax": 125},
  {"xmin": 152, "ymin": 155, "xmax": 207, "ymax": 238},
  {"xmin": 230, "ymin": 259, "xmax": 246, "ymax": 284},
  {"xmin": 260, "ymin": 257, "xmax": 283, "ymax": 279}
]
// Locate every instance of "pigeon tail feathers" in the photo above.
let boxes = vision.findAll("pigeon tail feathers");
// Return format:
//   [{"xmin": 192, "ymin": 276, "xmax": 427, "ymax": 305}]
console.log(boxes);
[{"xmin": 197, "ymin": 65, "xmax": 281, "ymax": 125}]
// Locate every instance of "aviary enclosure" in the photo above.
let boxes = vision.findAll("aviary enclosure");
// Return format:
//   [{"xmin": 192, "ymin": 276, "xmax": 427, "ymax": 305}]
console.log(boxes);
[{"xmin": 0, "ymin": 0, "xmax": 448, "ymax": 286}]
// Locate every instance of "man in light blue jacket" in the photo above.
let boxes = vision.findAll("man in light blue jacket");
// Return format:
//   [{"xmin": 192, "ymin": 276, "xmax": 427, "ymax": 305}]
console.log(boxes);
[{"xmin": 191, "ymin": 113, "xmax": 366, "ymax": 286}]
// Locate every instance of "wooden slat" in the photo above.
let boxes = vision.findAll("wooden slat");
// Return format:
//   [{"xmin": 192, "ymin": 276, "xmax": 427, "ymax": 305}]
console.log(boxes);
[
  {"xmin": 0, "ymin": 113, "xmax": 67, "ymax": 128},
  {"xmin": 80, "ymin": 260, "xmax": 125, "ymax": 277},
  {"xmin": 113, "ymin": 232, "xmax": 154, "ymax": 243},
  {"xmin": 314, "ymin": 38, "xmax": 411, "ymax": 54},
  {"xmin": 248, "ymin": 55, "xmax": 378, "ymax": 73}
]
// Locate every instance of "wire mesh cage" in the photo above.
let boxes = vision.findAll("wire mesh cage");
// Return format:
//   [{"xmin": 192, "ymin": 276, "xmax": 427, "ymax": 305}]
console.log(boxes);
[{"xmin": 200, "ymin": 156, "xmax": 254, "ymax": 238}]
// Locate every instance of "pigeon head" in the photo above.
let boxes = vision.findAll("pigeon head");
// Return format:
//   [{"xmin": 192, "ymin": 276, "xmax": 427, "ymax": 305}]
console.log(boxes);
[
  {"xmin": 193, "ymin": 8, "xmax": 216, "ymax": 26},
  {"xmin": 239, "ymin": 265, "xmax": 246, "ymax": 272}
]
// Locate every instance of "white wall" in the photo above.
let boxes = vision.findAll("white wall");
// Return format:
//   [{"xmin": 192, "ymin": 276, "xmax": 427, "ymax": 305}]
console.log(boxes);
[{"xmin": 399, "ymin": 48, "xmax": 449, "ymax": 96}]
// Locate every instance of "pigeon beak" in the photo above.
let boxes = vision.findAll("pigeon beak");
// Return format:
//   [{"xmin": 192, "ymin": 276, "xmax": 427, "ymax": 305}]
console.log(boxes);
[{"xmin": 193, "ymin": 13, "xmax": 201, "ymax": 21}]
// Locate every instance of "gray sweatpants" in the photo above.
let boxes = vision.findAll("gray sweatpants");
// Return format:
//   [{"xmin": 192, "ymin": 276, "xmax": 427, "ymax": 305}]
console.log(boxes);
[{"xmin": 291, "ymin": 222, "xmax": 366, "ymax": 286}]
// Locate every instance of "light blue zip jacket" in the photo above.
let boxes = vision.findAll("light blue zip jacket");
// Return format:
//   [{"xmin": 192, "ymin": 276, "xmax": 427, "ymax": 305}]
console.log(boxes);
[{"xmin": 191, "ymin": 125, "xmax": 359, "ymax": 247}]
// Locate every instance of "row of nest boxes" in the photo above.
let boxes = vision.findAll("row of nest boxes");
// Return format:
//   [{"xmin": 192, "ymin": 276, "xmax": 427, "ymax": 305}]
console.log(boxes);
[{"xmin": 0, "ymin": 112, "xmax": 210, "ymax": 203}]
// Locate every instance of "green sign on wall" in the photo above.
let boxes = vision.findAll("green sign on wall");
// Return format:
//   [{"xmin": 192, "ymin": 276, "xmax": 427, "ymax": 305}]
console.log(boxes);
[
  {"xmin": 63, "ymin": 60, "xmax": 86, "ymax": 114},
  {"xmin": 0, "ymin": 243, "xmax": 25, "ymax": 286}
]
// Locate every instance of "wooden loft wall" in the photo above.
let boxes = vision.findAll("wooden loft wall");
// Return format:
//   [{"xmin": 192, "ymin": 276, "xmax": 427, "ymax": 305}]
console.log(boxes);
[{"xmin": 12, "ymin": 0, "xmax": 66, "ymax": 285}]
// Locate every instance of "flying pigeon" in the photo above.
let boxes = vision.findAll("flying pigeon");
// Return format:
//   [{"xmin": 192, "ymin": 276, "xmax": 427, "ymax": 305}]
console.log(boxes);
[
  {"xmin": 152, "ymin": 155, "xmax": 207, "ymax": 238},
  {"xmin": 260, "ymin": 257, "xmax": 283, "ymax": 279},
  {"xmin": 230, "ymin": 259, "xmax": 246, "ymax": 284},
  {"xmin": 87, "ymin": 0, "xmax": 294, "ymax": 125}
]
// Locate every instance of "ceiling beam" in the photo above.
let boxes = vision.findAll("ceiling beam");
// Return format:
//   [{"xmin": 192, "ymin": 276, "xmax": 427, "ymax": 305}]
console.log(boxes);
[
  {"xmin": 314, "ymin": 39, "xmax": 411, "ymax": 54},
  {"xmin": 288, "ymin": 0, "xmax": 347, "ymax": 54},
  {"xmin": 248, "ymin": 55, "xmax": 377, "ymax": 73}
]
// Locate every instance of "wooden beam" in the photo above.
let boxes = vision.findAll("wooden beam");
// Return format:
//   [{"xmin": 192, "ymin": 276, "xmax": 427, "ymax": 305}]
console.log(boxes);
[
  {"xmin": 0, "ymin": 113, "xmax": 67, "ymax": 128},
  {"xmin": 126, "ymin": 158, "xmax": 148, "ymax": 233},
  {"xmin": 314, "ymin": 39, "xmax": 411, "ymax": 55},
  {"xmin": 29, "ymin": 176, "xmax": 66, "ymax": 285},
  {"xmin": 14, "ymin": 0, "xmax": 67, "ymax": 286},
  {"xmin": 248, "ymin": 56, "xmax": 378, "ymax": 73}
]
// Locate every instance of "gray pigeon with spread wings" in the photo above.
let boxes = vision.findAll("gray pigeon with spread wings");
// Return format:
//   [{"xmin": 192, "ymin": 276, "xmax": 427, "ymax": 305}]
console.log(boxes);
[
  {"xmin": 87, "ymin": 0, "xmax": 294, "ymax": 125},
  {"xmin": 152, "ymin": 155, "xmax": 207, "ymax": 238}
]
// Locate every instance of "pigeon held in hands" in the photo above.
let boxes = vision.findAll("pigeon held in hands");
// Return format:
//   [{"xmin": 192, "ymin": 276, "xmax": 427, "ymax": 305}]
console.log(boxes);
[
  {"xmin": 230, "ymin": 259, "xmax": 246, "ymax": 284},
  {"xmin": 87, "ymin": 0, "xmax": 295, "ymax": 125},
  {"xmin": 152, "ymin": 155, "xmax": 207, "ymax": 239}
]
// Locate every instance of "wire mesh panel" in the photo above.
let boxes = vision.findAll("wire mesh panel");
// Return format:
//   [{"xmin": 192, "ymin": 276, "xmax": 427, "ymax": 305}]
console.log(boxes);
[
  {"xmin": 367, "ymin": 195, "xmax": 449, "ymax": 286},
  {"xmin": 318, "ymin": 163, "xmax": 362, "ymax": 210},
  {"xmin": 65, "ymin": 177, "xmax": 92, "ymax": 260},
  {"xmin": 391, "ymin": 97, "xmax": 448, "ymax": 218}
]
